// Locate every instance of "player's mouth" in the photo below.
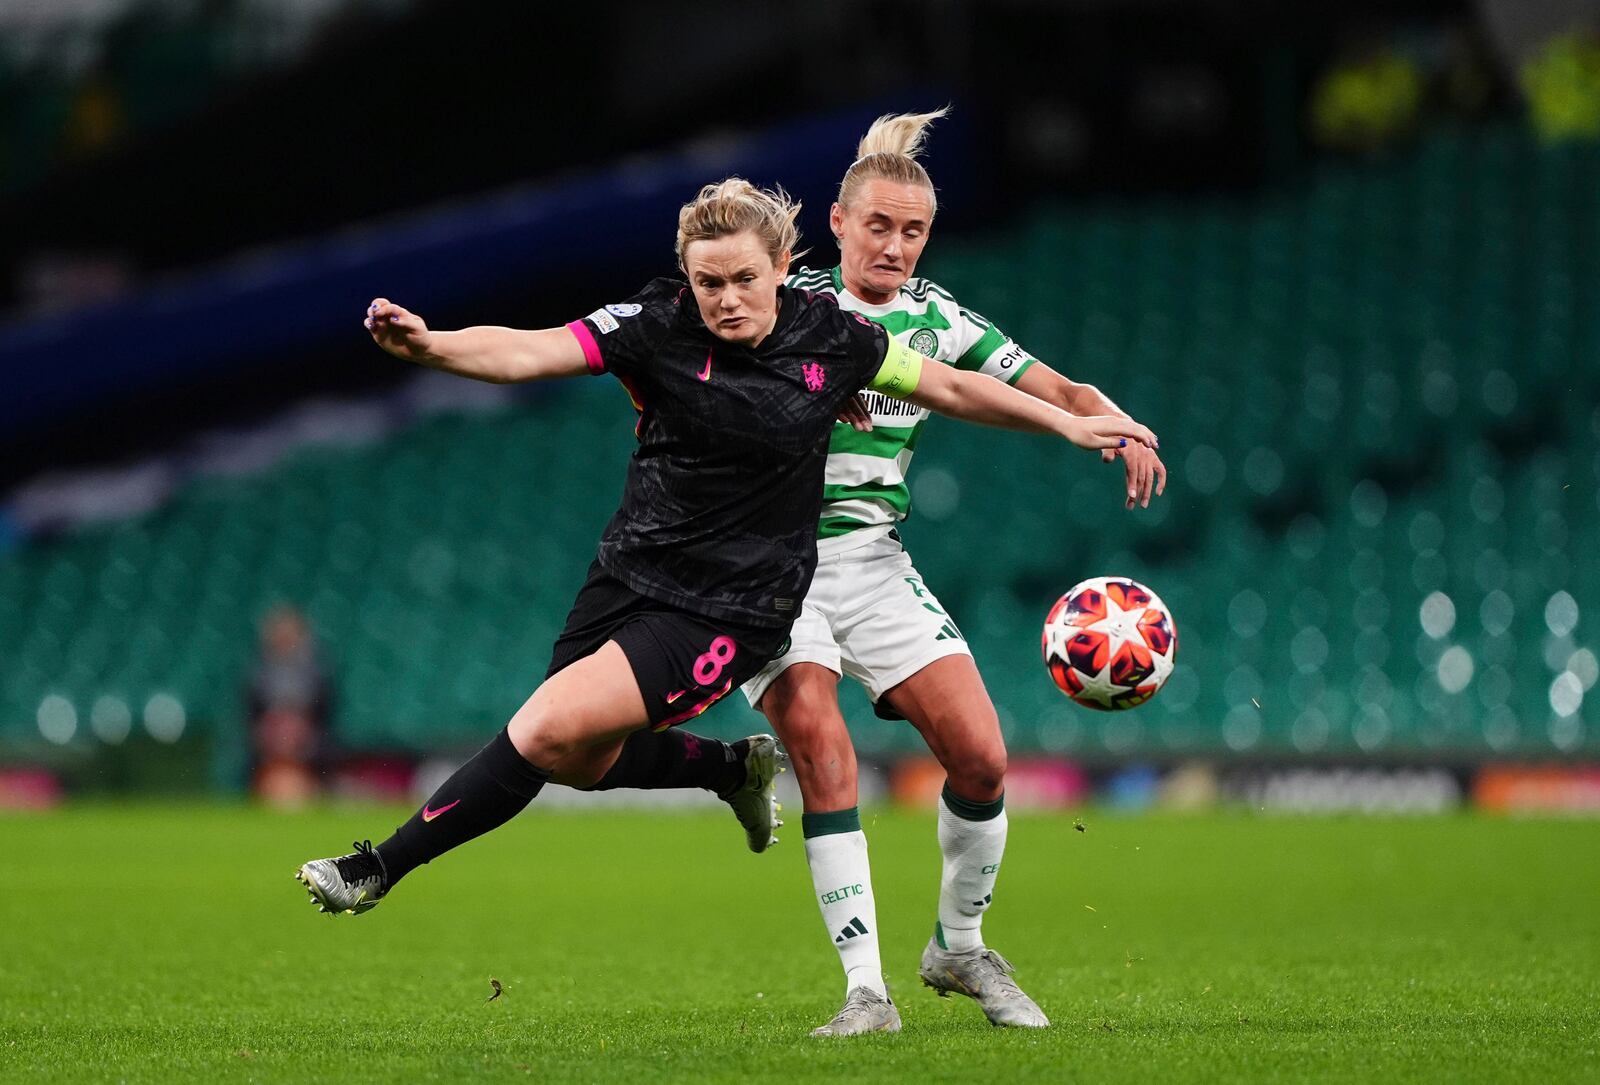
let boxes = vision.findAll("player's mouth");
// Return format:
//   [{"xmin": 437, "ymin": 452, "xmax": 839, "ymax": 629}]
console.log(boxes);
[
  {"xmin": 718, "ymin": 316, "xmax": 746, "ymax": 329},
  {"xmin": 872, "ymin": 263, "xmax": 903, "ymax": 274}
]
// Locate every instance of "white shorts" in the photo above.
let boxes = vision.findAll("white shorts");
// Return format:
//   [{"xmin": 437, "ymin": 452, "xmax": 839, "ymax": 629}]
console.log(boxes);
[{"xmin": 741, "ymin": 532, "xmax": 972, "ymax": 712}]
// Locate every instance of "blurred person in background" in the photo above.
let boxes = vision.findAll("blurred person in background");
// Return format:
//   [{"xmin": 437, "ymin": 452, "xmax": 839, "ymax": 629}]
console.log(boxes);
[
  {"xmin": 247, "ymin": 605, "xmax": 334, "ymax": 806},
  {"xmin": 1308, "ymin": 39, "xmax": 1426, "ymax": 153},
  {"xmin": 1521, "ymin": 27, "xmax": 1600, "ymax": 140}
]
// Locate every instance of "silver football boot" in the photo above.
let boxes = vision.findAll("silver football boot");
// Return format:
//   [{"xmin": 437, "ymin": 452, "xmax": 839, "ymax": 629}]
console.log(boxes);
[
  {"xmin": 294, "ymin": 840, "xmax": 389, "ymax": 915},
  {"xmin": 722, "ymin": 734, "xmax": 786, "ymax": 853},
  {"xmin": 811, "ymin": 986, "xmax": 902, "ymax": 1037},
  {"xmin": 919, "ymin": 939, "xmax": 1050, "ymax": 1028}
]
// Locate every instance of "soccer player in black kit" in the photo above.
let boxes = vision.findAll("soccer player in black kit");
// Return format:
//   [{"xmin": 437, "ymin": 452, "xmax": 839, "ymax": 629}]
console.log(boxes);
[{"xmin": 295, "ymin": 179, "xmax": 1156, "ymax": 948}]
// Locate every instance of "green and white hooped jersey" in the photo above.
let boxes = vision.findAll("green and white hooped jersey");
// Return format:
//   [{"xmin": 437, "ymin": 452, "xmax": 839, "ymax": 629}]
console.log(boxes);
[{"xmin": 789, "ymin": 265, "xmax": 1039, "ymax": 555}]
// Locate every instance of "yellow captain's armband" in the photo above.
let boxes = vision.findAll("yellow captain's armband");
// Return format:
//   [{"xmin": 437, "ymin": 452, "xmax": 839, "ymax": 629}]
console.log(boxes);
[{"xmin": 868, "ymin": 337, "xmax": 924, "ymax": 397}]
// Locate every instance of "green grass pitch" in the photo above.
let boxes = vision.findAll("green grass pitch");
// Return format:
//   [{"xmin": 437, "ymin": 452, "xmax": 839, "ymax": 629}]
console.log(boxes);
[{"xmin": 2, "ymin": 805, "xmax": 1597, "ymax": 1083}]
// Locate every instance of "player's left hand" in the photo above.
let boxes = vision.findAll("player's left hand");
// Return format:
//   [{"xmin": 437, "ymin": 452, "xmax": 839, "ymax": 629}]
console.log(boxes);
[
  {"xmin": 837, "ymin": 394, "xmax": 872, "ymax": 432},
  {"xmin": 1107, "ymin": 441, "xmax": 1166, "ymax": 509}
]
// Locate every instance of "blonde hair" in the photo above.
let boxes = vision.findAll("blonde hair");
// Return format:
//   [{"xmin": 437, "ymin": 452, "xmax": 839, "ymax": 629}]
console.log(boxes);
[
  {"xmin": 838, "ymin": 106, "xmax": 950, "ymax": 214},
  {"xmin": 675, "ymin": 177, "xmax": 803, "ymax": 269}
]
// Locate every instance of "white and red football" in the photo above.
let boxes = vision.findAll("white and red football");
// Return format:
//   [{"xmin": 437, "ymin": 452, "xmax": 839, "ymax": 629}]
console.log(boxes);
[{"xmin": 1042, "ymin": 576, "xmax": 1177, "ymax": 711}]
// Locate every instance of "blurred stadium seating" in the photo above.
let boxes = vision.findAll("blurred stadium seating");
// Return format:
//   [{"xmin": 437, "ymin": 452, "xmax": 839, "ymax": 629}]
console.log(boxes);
[
  {"xmin": 0, "ymin": 0, "xmax": 418, "ymax": 196},
  {"xmin": 2, "ymin": 124, "xmax": 1594, "ymax": 768}
]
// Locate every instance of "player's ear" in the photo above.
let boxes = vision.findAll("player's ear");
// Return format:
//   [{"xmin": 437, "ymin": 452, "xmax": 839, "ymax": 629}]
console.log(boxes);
[
  {"xmin": 773, "ymin": 249, "xmax": 792, "ymax": 281},
  {"xmin": 829, "ymin": 203, "xmax": 845, "ymax": 244}
]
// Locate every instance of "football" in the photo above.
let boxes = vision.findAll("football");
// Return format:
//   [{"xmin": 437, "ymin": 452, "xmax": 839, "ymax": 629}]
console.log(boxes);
[{"xmin": 1042, "ymin": 576, "xmax": 1178, "ymax": 710}]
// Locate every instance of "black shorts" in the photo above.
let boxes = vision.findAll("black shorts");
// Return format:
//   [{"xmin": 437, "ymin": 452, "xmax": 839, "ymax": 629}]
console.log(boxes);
[{"xmin": 547, "ymin": 560, "xmax": 793, "ymax": 730}]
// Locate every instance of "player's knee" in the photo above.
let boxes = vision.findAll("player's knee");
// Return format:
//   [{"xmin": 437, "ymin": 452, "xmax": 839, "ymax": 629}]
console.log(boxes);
[
  {"xmin": 944, "ymin": 745, "xmax": 1007, "ymax": 802},
  {"xmin": 770, "ymin": 712, "xmax": 858, "ymax": 807},
  {"xmin": 506, "ymin": 703, "xmax": 579, "ymax": 767},
  {"xmin": 789, "ymin": 739, "xmax": 858, "ymax": 808}
]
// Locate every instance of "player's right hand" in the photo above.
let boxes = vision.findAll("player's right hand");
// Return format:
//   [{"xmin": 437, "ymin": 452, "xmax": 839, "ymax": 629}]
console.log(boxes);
[
  {"xmin": 836, "ymin": 393, "xmax": 873, "ymax": 432},
  {"xmin": 364, "ymin": 297, "xmax": 433, "ymax": 360},
  {"xmin": 1061, "ymin": 414, "xmax": 1159, "ymax": 453}
]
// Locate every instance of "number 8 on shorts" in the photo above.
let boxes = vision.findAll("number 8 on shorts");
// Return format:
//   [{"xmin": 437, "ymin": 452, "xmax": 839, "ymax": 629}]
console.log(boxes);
[{"xmin": 693, "ymin": 636, "xmax": 738, "ymax": 685}]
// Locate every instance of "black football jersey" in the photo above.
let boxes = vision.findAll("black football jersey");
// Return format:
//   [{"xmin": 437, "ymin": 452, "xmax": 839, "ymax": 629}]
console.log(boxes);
[{"xmin": 567, "ymin": 278, "xmax": 890, "ymax": 627}]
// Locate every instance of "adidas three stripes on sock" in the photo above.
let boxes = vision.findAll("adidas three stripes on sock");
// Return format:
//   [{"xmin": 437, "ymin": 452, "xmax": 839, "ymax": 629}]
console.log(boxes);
[{"xmin": 803, "ymin": 807, "xmax": 886, "ymax": 999}]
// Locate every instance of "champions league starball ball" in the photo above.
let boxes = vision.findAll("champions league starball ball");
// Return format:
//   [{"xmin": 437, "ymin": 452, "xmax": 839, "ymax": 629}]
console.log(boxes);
[{"xmin": 1042, "ymin": 576, "xmax": 1177, "ymax": 710}]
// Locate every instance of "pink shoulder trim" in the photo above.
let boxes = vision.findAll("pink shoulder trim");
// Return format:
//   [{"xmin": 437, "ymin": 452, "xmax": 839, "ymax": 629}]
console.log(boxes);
[{"xmin": 565, "ymin": 320, "xmax": 605, "ymax": 374}]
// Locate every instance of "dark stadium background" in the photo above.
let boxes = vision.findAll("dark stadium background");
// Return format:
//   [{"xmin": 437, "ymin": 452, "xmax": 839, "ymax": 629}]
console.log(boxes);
[{"xmin": 2, "ymin": 0, "xmax": 1596, "ymax": 817}]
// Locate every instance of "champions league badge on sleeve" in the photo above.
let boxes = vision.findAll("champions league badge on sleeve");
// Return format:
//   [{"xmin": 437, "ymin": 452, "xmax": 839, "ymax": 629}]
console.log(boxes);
[{"xmin": 587, "ymin": 302, "xmax": 643, "ymax": 334}]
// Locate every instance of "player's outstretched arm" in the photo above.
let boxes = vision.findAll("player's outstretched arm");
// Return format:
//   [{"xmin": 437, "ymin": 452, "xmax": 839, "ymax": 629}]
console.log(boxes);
[
  {"xmin": 364, "ymin": 298, "xmax": 589, "ymax": 383},
  {"xmin": 897, "ymin": 352, "xmax": 1157, "ymax": 451},
  {"xmin": 1014, "ymin": 362, "xmax": 1168, "ymax": 508}
]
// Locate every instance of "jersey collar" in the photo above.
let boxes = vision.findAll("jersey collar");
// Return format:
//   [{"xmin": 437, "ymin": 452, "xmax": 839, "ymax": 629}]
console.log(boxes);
[
  {"xmin": 767, "ymin": 284, "xmax": 801, "ymax": 347},
  {"xmin": 828, "ymin": 264, "xmax": 906, "ymax": 317}
]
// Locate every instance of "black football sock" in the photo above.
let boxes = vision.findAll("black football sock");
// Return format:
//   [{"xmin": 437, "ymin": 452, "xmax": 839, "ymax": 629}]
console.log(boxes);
[
  {"xmin": 584, "ymin": 729, "xmax": 747, "ymax": 796},
  {"xmin": 376, "ymin": 728, "xmax": 549, "ymax": 886}
]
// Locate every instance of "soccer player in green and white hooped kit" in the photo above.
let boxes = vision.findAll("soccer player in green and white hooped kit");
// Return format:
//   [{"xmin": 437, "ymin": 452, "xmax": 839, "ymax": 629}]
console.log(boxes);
[{"xmin": 741, "ymin": 109, "xmax": 1169, "ymax": 1036}]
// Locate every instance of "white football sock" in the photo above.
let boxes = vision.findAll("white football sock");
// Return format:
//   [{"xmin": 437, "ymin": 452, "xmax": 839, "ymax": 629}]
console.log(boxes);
[
  {"xmin": 935, "ymin": 787, "xmax": 1007, "ymax": 954},
  {"xmin": 803, "ymin": 809, "xmax": 886, "ymax": 998}
]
